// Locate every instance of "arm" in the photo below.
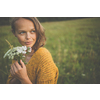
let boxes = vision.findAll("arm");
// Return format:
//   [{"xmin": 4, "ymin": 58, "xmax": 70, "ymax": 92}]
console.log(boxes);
[
  {"xmin": 19, "ymin": 77, "xmax": 32, "ymax": 84},
  {"xmin": 36, "ymin": 66, "xmax": 58, "ymax": 84},
  {"xmin": 7, "ymin": 74, "xmax": 20, "ymax": 84},
  {"xmin": 36, "ymin": 52, "xmax": 59, "ymax": 84}
]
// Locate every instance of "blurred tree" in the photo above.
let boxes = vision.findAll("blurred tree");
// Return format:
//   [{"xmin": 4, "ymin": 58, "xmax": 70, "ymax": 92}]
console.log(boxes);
[
  {"xmin": 0, "ymin": 17, "xmax": 10, "ymax": 26},
  {"xmin": 37, "ymin": 17, "xmax": 86, "ymax": 22},
  {"xmin": 0, "ymin": 17, "xmax": 89, "ymax": 26}
]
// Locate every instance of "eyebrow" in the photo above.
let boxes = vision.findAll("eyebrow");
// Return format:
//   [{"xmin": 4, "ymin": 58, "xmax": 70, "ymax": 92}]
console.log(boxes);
[{"xmin": 17, "ymin": 28, "xmax": 36, "ymax": 32}]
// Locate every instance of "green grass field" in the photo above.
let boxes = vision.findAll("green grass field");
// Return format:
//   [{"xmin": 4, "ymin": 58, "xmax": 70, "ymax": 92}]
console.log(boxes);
[{"xmin": 0, "ymin": 18, "xmax": 100, "ymax": 84}]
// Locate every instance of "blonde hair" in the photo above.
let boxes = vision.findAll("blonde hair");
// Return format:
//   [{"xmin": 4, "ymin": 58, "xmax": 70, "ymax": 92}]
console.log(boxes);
[{"xmin": 11, "ymin": 17, "xmax": 46, "ymax": 51}]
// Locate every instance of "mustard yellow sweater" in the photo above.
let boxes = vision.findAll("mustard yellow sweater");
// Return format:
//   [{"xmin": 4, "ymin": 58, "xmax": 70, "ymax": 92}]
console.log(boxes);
[{"xmin": 7, "ymin": 47, "xmax": 59, "ymax": 84}]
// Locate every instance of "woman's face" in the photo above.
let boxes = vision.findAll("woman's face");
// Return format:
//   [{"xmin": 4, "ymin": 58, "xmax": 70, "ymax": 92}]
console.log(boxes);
[{"xmin": 14, "ymin": 18, "xmax": 37, "ymax": 48}]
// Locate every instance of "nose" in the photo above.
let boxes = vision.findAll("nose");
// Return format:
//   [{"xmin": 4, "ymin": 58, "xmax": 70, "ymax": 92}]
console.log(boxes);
[{"xmin": 26, "ymin": 32, "xmax": 31, "ymax": 39}]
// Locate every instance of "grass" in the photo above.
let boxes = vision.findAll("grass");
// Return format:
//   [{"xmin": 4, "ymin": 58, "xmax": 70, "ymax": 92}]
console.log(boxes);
[{"xmin": 0, "ymin": 18, "xmax": 100, "ymax": 84}]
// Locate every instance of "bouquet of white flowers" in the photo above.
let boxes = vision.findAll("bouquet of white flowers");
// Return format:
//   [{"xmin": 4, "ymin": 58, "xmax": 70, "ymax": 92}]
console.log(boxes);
[{"xmin": 3, "ymin": 40, "xmax": 32, "ymax": 64}]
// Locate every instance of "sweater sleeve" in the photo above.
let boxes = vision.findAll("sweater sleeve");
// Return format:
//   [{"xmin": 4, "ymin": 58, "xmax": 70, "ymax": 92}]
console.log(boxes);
[
  {"xmin": 36, "ymin": 48, "xmax": 59, "ymax": 84},
  {"xmin": 6, "ymin": 60, "xmax": 20, "ymax": 84},
  {"xmin": 6, "ymin": 73, "xmax": 13, "ymax": 84},
  {"xmin": 6, "ymin": 60, "xmax": 14, "ymax": 84}
]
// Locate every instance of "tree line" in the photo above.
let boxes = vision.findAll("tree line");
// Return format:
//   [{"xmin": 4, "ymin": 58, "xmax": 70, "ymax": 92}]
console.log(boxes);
[{"xmin": 0, "ymin": 17, "xmax": 88, "ymax": 25}]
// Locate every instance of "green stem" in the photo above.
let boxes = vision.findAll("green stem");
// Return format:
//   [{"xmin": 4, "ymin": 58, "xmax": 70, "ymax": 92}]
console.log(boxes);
[
  {"xmin": 5, "ymin": 39, "xmax": 13, "ymax": 49},
  {"xmin": 0, "ymin": 69, "xmax": 8, "ymax": 75}
]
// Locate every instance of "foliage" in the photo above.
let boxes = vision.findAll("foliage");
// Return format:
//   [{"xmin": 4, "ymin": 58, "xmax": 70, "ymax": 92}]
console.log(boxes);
[
  {"xmin": 0, "ymin": 17, "xmax": 10, "ymax": 26},
  {"xmin": 37, "ymin": 17, "xmax": 86, "ymax": 22},
  {"xmin": 0, "ymin": 17, "xmax": 87, "ymax": 26},
  {"xmin": 0, "ymin": 18, "xmax": 100, "ymax": 84}
]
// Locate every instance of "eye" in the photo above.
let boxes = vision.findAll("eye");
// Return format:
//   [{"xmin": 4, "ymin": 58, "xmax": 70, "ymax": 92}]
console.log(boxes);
[
  {"xmin": 20, "ymin": 31, "xmax": 25, "ymax": 34},
  {"xmin": 31, "ymin": 30, "xmax": 35, "ymax": 33}
]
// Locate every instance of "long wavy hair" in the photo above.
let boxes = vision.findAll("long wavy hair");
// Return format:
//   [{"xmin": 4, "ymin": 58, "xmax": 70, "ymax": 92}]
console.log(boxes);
[{"xmin": 11, "ymin": 17, "xmax": 46, "ymax": 52}]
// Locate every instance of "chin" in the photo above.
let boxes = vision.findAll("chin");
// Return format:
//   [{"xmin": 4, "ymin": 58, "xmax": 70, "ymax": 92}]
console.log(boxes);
[
  {"xmin": 23, "ymin": 42, "xmax": 35, "ymax": 48},
  {"xmin": 26, "ymin": 45, "xmax": 32, "ymax": 47},
  {"xmin": 26, "ymin": 44, "xmax": 34, "ymax": 48}
]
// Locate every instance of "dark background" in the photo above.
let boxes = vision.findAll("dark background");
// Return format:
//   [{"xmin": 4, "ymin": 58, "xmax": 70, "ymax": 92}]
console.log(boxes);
[{"xmin": 0, "ymin": 17, "xmax": 90, "ymax": 26}]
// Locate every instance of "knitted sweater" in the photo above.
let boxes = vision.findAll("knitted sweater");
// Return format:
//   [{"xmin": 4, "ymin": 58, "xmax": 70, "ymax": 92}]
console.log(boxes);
[{"xmin": 7, "ymin": 47, "xmax": 59, "ymax": 84}]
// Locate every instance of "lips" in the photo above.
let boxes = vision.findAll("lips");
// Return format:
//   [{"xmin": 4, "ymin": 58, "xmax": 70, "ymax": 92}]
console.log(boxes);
[{"xmin": 25, "ymin": 41, "xmax": 33, "ymax": 45}]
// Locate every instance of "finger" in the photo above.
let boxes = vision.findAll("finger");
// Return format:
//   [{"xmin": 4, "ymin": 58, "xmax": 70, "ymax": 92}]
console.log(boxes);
[
  {"xmin": 12, "ymin": 63, "xmax": 18, "ymax": 74},
  {"xmin": 10, "ymin": 69, "xmax": 13, "ymax": 76},
  {"xmin": 20, "ymin": 60, "xmax": 25, "ymax": 68},
  {"xmin": 14, "ymin": 61, "xmax": 22, "ymax": 70},
  {"xmin": 11, "ymin": 64, "xmax": 14, "ymax": 73},
  {"xmin": 10, "ymin": 66, "xmax": 15, "ymax": 76}
]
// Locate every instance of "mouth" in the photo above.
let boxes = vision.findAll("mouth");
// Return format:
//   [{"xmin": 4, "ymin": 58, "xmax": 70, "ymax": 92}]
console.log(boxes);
[{"xmin": 25, "ymin": 41, "xmax": 33, "ymax": 45}]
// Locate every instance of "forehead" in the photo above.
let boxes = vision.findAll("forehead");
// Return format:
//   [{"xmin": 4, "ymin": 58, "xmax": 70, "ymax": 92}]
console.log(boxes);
[{"xmin": 15, "ymin": 18, "xmax": 35, "ymax": 30}]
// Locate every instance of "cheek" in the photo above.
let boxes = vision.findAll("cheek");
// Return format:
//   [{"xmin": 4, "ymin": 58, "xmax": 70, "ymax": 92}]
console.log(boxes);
[
  {"xmin": 17, "ymin": 36, "xmax": 24, "ymax": 42},
  {"xmin": 32, "ymin": 33, "xmax": 37, "ymax": 40}
]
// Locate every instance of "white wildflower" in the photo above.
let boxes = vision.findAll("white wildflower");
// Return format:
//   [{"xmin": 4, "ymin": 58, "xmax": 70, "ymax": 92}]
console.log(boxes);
[
  {"xmin": 16, "ymin": 52, "xmax": 20, "ymax": 55},
  {"xmin": 4, "ymin": 46, "xmax": 31, "ymax": 59},
  {"xmin": 73, "ymin": 54, "xmax": 78, "ymax": 59},
  {"xmin": 17, "ymin": 47, "xmax": 23, "ymax": 53},
  {"xmin": 22, "ymin": 55, "xmax": 25, "ymax": 57},
  {"xmin": 4, "ymin": 40, "xmax": 32, "ymax": 64},
  {"xmin": 22, "ymin": 46, "xmax": 27, "ymax": 51},
  {"xmin": 22, "ymin": 51, "xmax": 26, "ymax": 54},
  {"xmin": 28, "ymin": 47, "xmax": 32, "ymax": 52},
  {"xmin": 11, "ymin": 55, "xmax": 14, "ymax": 59},
  {"xmin": 82, "ymin": 74, "xmax": 86, "ymax": 76},
  {"xmin": 3, "ymin": 49, "xmax": 11, "ymax": 58}
]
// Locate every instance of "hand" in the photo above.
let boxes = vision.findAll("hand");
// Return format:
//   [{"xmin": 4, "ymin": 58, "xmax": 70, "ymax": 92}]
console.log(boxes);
[{"xmin": 10, "ymin": 60, "xmax": 28, "ymax": 82}]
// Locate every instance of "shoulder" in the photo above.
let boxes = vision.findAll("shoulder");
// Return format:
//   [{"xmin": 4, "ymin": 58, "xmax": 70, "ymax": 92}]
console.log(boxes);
[
  {"xmin": 35, "ymin": 47, "xmax": 52, "ymax": 59},
  {"xmin": 29, "ymin": 47, "xmax": 52, "ymax": 64},
  {"xmin": 37, "ymin": 47, "xmax": 50, "ymax": 54},
  {"xmin": 35, "ymin": 47, "xmax": 55, "ymax": 65}
]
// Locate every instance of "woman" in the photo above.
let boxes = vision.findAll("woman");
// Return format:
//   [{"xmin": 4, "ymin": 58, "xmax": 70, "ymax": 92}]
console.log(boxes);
[{"xmin": 7, "ymin": 17, "xmax": 59, "ymax": 84}]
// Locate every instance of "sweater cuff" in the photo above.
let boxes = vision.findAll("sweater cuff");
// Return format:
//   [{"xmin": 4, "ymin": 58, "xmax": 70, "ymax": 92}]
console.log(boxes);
[{"xmin": 36, "ymin": 79, "xmax": 57, "ymax": 84}]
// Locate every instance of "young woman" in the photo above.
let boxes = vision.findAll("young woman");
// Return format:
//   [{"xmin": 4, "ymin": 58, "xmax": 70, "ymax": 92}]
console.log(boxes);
[{"xmin": 7, "ymin": 17, "xmax": 59, "ymax": 84}]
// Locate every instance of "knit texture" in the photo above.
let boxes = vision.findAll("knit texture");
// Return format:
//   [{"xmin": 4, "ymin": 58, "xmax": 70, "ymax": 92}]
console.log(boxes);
[{"xmin": 7, "ymin": 47, "xmax": 59, "ymax": 84}]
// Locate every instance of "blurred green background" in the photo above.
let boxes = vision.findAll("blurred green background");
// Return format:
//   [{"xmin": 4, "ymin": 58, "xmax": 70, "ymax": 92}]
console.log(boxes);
[{"xmin": 0, "ymin": 17, "xmax": 100, "ymax": 84}]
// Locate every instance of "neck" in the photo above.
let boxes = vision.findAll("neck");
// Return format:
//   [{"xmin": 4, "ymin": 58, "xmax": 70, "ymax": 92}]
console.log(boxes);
[{"xmin": 28, "ymin": 49, "xmax": 34, "ymax": 56}]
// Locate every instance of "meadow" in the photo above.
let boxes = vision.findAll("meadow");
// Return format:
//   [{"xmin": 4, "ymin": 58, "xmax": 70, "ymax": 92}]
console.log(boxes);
[{"xmin": 0, "ymin": 18, "xmax": 100, "ymax": 84}]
